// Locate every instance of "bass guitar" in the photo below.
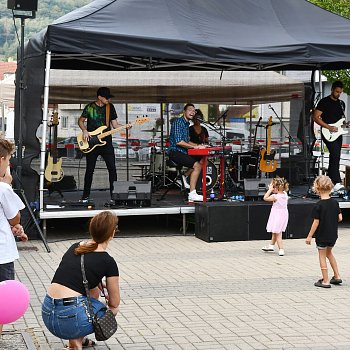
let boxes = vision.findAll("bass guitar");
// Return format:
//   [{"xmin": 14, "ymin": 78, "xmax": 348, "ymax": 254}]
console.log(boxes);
[
  {"xmin": 321, "ymin": 118, "xmax": 349, "ymax": 142},
  {"xmin": 259, "ymin": 116, "xmax": 277, "ymax": 173},
  {"xmin": 77, "ymin": 117, "xmax": 149, "ymax": 154},
  {"xmin": 45, "ymin": 112, "xmax": 64, "ymax": 182}
]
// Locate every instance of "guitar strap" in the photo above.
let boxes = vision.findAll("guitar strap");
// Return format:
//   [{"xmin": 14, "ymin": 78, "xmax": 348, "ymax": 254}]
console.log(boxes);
[{"xmin": 106, "ymin": 103, "xmax": 110, "ymax": 128}]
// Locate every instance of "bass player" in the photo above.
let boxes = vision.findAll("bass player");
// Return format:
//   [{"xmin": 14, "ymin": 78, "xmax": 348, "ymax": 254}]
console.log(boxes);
[
  {"xmin": 313, "ymin": 80, "xmax": 346, "ymax": 192},
  {"xmin": 78, "ymin": 87, "xmax": 129, "ymax": 203}
]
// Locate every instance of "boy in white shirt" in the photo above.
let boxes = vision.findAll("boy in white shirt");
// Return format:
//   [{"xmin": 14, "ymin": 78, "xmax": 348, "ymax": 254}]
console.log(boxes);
[{"xmin": 0, "ymin": 139, "xmax": 28, "ymax": 335}]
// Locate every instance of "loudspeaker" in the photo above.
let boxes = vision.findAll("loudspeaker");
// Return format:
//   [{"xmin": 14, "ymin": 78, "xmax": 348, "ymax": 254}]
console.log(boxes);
[
  {"xmin": 195, "ymin": 203, "xmax": 248, "ymax": 242},
  {"xmin": 7, "ymin": 0, "xmax": 38, "ymax": 11},
  {"xmin": 248, "ymin": 203, "xmax": 272, "ymax": 240},
  {"xmin": 278, "ymin": 155, "xmax": 317, "ymax": 185},
  {"xmin": 286, "ymin": 200, "xmax": 314, "ymax": 239},
  {"xmin": 244, "ymin": 178, "xmax": 271, "ymax": 198},
  {"xmin": 112, "ymin": 181, "xmax": 151, "ymax": 207},
  {"xmin": 345, "ymin": 166, "xmax": 350, "ymax": 189}
]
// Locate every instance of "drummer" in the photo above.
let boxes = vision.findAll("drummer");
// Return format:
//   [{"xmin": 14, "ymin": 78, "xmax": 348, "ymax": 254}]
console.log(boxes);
[
  {"xmin": 189, "ymin": 109, "xmax": 209, "ymax": 145},
  {"xmin": 168, "ymin": 103, "xmax": 206, "ymax": 202}
]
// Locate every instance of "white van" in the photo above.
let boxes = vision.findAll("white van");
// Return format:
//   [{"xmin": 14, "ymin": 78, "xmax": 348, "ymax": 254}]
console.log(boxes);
[{"xmin": 207, "ymin": 126, "xmax": 249, "ymax": 142}]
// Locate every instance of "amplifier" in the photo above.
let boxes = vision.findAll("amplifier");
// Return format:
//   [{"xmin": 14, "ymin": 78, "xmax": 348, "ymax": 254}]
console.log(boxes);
[{"xmin": 112, "ymin": 181, "xmax": 151, "ymax": 207}]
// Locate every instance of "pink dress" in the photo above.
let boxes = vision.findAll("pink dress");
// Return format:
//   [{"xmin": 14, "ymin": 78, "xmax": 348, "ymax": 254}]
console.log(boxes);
[{"xmin": 266, "ymin": 192, "xmax": 289, "ymax": 233}]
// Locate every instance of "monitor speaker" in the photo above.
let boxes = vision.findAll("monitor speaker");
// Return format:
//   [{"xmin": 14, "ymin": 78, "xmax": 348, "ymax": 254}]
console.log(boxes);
[
  {"xmin": 244, "ymin": 178, "xmax": 271, "ymax": 199},
  {"xmin": 112, "ymin": 181, "xmax": 151, "ymax": 207},
  {"xmin": 7, "ymin": 0, "xmax": 38, "ymax": 11}
]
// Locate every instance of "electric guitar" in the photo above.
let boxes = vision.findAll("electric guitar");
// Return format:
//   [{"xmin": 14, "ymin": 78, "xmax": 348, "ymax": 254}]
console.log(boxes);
[
  {"xmin": 321, "ymin": 118, "xmax": 349, "ymax": 142},
  {"xmin": 45, "ymin": 112, "xmax": 64, "ymax": 182},
  {"xmin": 77, "ymin": 117, "xmax": 150, "ymax": 154},
  {"xmin": 248, "ymin": 116, "xmax": 262, "ymax": 176},
  {"xmin": 259, "ymin": 116, "xmax": 277, "ymax": 173}
]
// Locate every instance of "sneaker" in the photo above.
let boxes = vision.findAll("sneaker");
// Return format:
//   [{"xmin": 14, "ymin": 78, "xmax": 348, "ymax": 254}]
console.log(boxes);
[
  {"xmin": 333, "ymin": 183, "xmax": 344, "ymax": 192},
  {"xmin": 79, "ymin": 196, "xmax": 90, "ymax": 203},
  {"xmin": 188, "ymin": 190, "xmax": 203, "ymax": 202},
  {"xmin": 182, "ymin": 175, "xmax": 190, "ymax": 189},
  {"xmin": 279, "ymin": 249, "xmax": 285, "ymax": 256},
  {"xmin": 262, "ymin": 245, "xmax": 274, "ymax": 252}
]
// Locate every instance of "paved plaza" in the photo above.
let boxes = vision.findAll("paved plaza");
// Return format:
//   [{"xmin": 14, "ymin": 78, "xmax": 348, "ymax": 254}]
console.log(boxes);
[{"xmin": 3, "ymin": 223, "xmax": 350, "ymax": 350}]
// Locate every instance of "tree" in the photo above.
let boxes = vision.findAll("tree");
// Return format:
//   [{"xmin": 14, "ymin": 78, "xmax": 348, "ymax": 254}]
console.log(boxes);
[{"xmin": 308, "ymin": 0, "xmax": 350, "ymax": 93}]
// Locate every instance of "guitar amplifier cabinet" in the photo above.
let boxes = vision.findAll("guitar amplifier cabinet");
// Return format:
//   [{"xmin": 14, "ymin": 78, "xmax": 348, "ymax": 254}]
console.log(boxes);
[{"xmin": 112, "ymin": 181, "xmax": 151, "ymax": 207}]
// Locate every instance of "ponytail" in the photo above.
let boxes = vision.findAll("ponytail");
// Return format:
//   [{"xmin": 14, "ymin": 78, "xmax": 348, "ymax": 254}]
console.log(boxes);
[{"xmin": 74, "ymin": 241, "xmax": 98, "ymax": 255}]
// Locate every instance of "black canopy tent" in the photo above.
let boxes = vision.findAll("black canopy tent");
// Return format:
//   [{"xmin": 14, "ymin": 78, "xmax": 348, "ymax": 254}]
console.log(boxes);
[{"xmin": 16, "ymin": 0, "xmax": 350, "ymax": 202}]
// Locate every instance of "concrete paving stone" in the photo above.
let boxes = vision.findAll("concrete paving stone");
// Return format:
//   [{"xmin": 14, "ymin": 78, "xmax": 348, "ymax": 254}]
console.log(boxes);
[
  {"xmin": 6, "ymin": 225, "xmax": 350, "ymax": 350},
  {"xmin": 190, "ymin": 342, "xmax": 225, "ymax": 349},
  {"xmin": 123, "ymin": 343, "xmax": 152, "ymax": 350}
]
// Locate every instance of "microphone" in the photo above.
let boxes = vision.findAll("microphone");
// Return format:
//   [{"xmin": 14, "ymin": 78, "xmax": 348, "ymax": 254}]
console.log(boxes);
[
  {"xmin": 195, "ymin": 116, "xmax": 205, "ymax": 123},
  {"xmin": 268, "ymin": 104, "xmax": 272, "ymax": 109}
]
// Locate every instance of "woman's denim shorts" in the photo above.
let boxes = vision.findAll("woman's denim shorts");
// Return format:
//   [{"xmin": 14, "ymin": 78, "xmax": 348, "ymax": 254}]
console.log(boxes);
[{"xmin": 41, "ymin": 294, "xmax": 106, "ymax": 340}]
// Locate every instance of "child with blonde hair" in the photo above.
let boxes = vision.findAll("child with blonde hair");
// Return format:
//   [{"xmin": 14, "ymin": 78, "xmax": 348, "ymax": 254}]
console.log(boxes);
[
  {"xmin": 306, "ymin": 175, "xmax": 342, "ymax": 288},
  {"xmin": 262, "ymin": 177, "xmax": 289, "ymax": 256}
]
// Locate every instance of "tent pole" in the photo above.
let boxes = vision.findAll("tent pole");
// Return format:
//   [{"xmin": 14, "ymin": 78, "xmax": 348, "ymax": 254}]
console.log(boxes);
[
  {"xmin": 39, "ymin": 51, "xmax": 52, "ymax": 212},
  {"xmin": 249, "ymin": 103, "xmax": 252, "ymax": 151},
  {"xmin": 125, "ymin": 103, "xmax": 129, "ymax": 181}
]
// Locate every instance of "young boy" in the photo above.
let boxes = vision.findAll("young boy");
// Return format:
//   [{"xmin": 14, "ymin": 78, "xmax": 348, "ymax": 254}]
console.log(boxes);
[
  {"xmin": 306, "ymin": 175, "xmax": 342, "ymax": 288},
  {"xmin": 0, "ymin": 138, "xmax": 28, "ymax": 335}
]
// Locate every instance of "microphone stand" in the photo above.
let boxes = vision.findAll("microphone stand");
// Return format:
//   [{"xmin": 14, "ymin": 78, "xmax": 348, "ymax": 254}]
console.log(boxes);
[{"xmin": 268, "ymin": 105, "xmax": 302, "ymax": 195}]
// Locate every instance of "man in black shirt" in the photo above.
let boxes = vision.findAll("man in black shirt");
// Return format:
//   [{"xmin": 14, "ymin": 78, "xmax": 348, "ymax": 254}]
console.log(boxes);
[
  {"xmin": 78, "ymin": 87, "xmax": 127, "ymax": 202},
  {"xmin": 313, "ymin": 80, "xmax": 346, "ymax": 192}
]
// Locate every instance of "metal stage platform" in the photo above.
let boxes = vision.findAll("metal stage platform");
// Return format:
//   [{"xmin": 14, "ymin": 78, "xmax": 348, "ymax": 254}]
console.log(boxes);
[{"xmin": 39, "ymin": 186, "xmax": 350, "ymax": 238}]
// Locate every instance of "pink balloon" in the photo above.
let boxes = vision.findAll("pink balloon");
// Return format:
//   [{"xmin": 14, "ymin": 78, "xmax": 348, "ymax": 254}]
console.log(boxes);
[{"xmin": 0, "ymin": 280, "xmax": 30, "ymax": 324}]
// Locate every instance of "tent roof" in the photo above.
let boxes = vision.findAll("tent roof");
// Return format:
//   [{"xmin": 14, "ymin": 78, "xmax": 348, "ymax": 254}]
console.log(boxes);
[
  {"xmin": 47, "ymin": 70, "xmax": 304, "ymax": 104},
  {"xmin": 29, "ymin": 0, "xmax": 350, "ymax": 71}
]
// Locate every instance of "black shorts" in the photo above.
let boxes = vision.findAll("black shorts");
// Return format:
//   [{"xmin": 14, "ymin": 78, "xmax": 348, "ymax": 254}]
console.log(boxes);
[
  {"xmin": 169, "ymin": 150, "xmax": 200, "ymax": 168},
  {"xmin": 316, "ymin": 241, "xmax": 336, "ymax": 249}
]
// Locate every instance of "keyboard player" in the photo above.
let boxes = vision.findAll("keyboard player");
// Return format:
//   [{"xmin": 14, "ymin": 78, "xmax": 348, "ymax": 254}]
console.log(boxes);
[{"xmin": 168, "ymin": 103, "xmax": 207, "ymax": 202}]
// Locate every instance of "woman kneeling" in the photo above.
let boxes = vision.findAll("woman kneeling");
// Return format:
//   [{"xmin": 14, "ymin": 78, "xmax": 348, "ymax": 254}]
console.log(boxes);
[{"xmin": 41, "ymin": 211, "xmax": 120, "ymax": 350}]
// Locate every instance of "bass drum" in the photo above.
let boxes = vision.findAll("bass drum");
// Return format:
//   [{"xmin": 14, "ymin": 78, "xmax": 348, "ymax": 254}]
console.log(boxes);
[{"xmin": 183, "ymin": 160, "xmax": 218, "ymax": 193}]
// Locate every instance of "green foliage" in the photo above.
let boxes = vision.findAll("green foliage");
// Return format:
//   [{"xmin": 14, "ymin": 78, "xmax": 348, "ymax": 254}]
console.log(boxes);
[
  {"xmin": 0, "ymin": 0, "xmax": 91, "ymax": 60},
  {"xmin": 308, "ymin": 0, "xmax": 350, "ymax": 94}
]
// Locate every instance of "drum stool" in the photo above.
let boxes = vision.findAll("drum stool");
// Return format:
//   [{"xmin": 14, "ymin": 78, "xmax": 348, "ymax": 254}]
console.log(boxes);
[{"xmin": 158, "ymin": 159, "xmax": 188, "ymax": 201}]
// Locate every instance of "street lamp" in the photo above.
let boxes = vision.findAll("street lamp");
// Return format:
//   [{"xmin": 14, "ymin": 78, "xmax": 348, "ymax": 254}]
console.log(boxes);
[{"xmin": 7, "ymin": 0, "xmax": 37, "ymax": 184}]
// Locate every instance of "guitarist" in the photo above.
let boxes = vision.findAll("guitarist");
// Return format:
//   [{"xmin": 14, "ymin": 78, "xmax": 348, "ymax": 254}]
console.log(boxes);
[
  {"xmin": 78, "ymin": 87, "xmax": 128, "ymax": 203},
  {"xmin": 313, "ymin": 80, "xmax": 346, "ymax": 192}
]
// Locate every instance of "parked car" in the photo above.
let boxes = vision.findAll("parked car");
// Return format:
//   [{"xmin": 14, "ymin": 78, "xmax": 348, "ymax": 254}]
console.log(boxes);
[
  {"xmin": 112, "ymin": 140, "xmax": 137, "ymax": 159},
  {"xmin": 56, "ymin": 136, "xmax": 81, "ymax": 158},
  {"xmin": 138, "ymin": 138, "xmax": 162, "ymax": 161}
]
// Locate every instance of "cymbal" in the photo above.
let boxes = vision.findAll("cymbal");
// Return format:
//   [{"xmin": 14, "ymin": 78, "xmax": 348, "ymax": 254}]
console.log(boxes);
[{"xmin": 142, "ymin": 129, "xmax": 161, "ymax": 133}]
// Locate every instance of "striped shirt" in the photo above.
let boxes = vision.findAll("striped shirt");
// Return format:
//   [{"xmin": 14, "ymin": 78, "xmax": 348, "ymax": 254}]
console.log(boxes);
[{"xmin": 169, "ymin": 117, "xmax": 190, "ymax": 154}]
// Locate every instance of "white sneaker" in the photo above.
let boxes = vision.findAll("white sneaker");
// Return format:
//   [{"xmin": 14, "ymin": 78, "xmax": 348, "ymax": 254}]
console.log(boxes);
[
  {"xmin": 262, "ymin": 245, "xmax": 275, "ymax": 252},
  {"xmin": 188, "ymin": 190, "xmax": 203, "ymax": 202},
  {"xmin": 333, "ymin": 183, "xmax": 344, "ymax": 192},
  {"xmin": 279, "ymin": 249, "xmax": 285, "ymax": 256},
  {"xmin": 182, "ymin": 175, "xmax": 190, "ymax": 189}
]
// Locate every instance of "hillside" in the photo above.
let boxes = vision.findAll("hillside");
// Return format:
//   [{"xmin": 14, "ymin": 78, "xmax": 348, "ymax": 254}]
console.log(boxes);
[{"xmin": 0, "ymin": 0, "xmax": 91, "ymax": 60}]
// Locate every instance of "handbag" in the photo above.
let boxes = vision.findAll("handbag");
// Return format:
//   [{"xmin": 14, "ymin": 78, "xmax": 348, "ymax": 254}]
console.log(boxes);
[{"xmin": 80, "ymin": 254, "xmax": 118, "ymax": 341}]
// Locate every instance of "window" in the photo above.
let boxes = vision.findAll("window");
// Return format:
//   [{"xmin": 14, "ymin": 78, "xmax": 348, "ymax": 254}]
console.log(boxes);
[{"xmin": 61, "ymin": 116, "xmax": 68, "ymax": 129}]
